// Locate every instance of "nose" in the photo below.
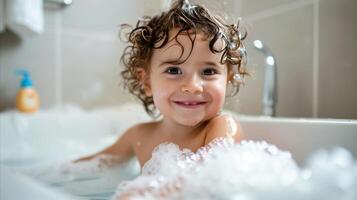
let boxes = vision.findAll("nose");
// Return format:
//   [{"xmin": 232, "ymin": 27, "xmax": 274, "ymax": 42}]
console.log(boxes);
[{"xmin": 181, "ymin": 74, "xmax": 203, "ymax": 94}]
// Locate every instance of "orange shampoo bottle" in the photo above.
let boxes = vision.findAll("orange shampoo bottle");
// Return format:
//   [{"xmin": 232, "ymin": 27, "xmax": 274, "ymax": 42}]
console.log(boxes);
[{"xmin": 15, "ymin": 69, "xmax": 40, "ymax": 113}]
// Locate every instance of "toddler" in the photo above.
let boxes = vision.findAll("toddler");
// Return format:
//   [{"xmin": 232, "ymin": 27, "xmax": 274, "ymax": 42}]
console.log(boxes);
[{"xmin": 77, "ymin": 0, "xmax": 248, "ymax": 198}]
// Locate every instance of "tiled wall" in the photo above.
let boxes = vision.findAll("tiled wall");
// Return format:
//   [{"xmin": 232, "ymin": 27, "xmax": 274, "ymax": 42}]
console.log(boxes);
[
  {"xmin": 0, "ymin": 0, "xmax": 356, "ymax": 119},
  {"xmin": 0, "ymin": 0, "xmax": 158, "ymax": 110},
  {"xmin": 225, "ymin": 0, "xmax": 357, "ymax": 119},
  {"xmin": 318, "ymin": 0, "xmax": 357, "ymax": 118}
]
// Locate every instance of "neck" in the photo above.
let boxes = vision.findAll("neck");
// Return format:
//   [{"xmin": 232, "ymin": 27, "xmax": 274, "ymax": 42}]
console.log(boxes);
[{"xmin": 157, "ymin": 118, "xmax": 206, "ymax": 139}]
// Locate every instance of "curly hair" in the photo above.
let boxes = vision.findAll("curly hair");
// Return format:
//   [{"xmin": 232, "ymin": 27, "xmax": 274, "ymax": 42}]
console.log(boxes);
[{"xmin": 120, "ymin": 0, "xmax": 248, "ymax": 118}]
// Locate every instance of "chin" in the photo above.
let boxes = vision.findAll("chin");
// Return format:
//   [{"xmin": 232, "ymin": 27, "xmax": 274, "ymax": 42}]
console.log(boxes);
[
  {"xmin": 182, "ymin": 122, "xmax": 200, "ymax": 127},
  {"xmin": 177, "ymin": 117, "xmax": 206, "ymax": 127}
]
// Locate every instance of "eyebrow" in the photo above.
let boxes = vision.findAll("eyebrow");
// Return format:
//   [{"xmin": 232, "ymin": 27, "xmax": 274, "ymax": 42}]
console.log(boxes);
[
  {"xmin": 158, "ymin": 60, "xmax": 178, "ymax": 68},
  {"xmin": 157, "ymin": 60, "xmax": 223, "ymax": 69},
  {"xmin": 203, "ymin": 61, "xmax": 222, "ymax": 68}
]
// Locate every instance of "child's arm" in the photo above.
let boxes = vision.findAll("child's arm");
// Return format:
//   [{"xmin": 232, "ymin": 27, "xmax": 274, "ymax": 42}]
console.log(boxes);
[
  {"xmin": 203, "ymin": 114, "xmax": 244, "ymax": 145},
  {"xmin": 74, "ymin": 125, "xmax": 139, "ymax": 165}
]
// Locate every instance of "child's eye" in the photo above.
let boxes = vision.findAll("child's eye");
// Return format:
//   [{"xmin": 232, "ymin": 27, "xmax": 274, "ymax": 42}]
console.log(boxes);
[
  {"xmin": 164, "ymin": 66, "xmax": 182, "ymax": 75},
  {"xmin": 202, "ymin": 68, "xmax": 218, "ymax": 76}
]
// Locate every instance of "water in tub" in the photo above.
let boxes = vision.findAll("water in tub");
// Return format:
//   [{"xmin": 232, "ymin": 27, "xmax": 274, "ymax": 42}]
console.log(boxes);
[{"xmin": 0, "ymin": 103, "xmax": 356, "ymax": 200}]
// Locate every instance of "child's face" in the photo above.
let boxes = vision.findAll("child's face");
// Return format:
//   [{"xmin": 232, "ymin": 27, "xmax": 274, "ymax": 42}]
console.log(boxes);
[{"xmin": 143, "ymin": 29, "xmax": 228, "ymax": 127}]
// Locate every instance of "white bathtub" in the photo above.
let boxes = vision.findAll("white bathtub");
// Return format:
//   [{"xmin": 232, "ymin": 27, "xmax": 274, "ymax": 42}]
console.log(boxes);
[
  {"xmin": 238, "ymin": 115, "xmax": 357, "ymax": 165},
  {"xmin": 1, "ymin": 103, "xmax": 357, "ymax": 199}
]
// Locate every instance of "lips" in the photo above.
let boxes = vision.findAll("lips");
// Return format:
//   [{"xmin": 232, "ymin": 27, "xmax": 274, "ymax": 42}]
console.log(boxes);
[{"xmin": 173, "ymin": 100, "xmax": 207, "ymax": 109}]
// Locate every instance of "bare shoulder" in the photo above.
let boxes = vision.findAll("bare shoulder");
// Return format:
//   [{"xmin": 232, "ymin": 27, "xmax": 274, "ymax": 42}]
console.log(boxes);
[
  {"xmin": 124, "ymin": 121, "xmax": 158, "ymax": 140},
  {"xmin": 204, "ymin": 114, "xmax": 244, "ymax": 145},
  {"xmin": 123, "ymin": 121, "xmax": 157, "ymax": 144},
  {"xmin": 103, "ymin": 121, "xmax": 158, "ymax": 156}
]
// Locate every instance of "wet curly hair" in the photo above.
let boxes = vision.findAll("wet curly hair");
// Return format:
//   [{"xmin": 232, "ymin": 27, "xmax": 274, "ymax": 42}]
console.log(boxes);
[{"xmin": 120, "ymin": 0, "xmax": 248, "ymax": 118}]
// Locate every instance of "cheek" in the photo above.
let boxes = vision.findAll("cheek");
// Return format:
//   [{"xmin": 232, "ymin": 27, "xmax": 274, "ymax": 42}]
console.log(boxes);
[
  {"xmin": 209, "ymin": 80, "xmax": 227, "ymax": 106},
  {"xmin": 152, "ymin": 90, "xmax": 166, "ymax": 105},
  {"xmin": 150, "ymin": 80, "xmax": 172, "ymax": 107}
]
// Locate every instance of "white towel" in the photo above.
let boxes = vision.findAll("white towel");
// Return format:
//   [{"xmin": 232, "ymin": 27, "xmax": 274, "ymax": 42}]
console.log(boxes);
[
  {"xmin": 0, "ymin": 0, "xmax": 4, "ymax": 32},
  {"xmin": 5, "ymin": 0, "xmax": 44, "ymax": 37}
]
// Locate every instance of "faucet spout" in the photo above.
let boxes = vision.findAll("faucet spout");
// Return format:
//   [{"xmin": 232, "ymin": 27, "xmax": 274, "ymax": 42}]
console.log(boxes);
[{"xmin": 253, "ymin": 40, "xmax": 278, "ymax": 117}]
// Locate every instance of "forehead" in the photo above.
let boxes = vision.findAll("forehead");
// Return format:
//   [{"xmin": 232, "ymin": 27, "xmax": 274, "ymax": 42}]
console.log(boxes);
[{"xmin": 151, "ymin": 28, "xmax": 225, "ymax": 64}]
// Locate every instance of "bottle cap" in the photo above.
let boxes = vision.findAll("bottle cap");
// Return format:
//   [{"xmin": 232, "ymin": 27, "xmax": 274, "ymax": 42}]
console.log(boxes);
[{"xmin": 15, "ymin": 69, "xmax": 33, "ymax": 88}]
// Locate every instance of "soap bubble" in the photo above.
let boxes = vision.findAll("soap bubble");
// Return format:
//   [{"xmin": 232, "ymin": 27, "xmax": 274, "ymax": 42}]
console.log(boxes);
[{"xmin": 114, "ymin": 138, "xmax": 357, "ymax": 200}]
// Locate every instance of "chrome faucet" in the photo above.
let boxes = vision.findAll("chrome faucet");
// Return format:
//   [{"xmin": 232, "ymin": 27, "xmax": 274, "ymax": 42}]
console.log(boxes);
[{"xmin": 253, "ymin": 40, "xmax": 277, "ymax": 117}]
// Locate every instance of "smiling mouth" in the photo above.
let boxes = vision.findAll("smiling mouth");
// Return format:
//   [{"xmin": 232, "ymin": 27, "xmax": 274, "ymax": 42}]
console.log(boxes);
[{"xmin": 173, "ymin": 101, "xmax": 207, "ymax": 109}]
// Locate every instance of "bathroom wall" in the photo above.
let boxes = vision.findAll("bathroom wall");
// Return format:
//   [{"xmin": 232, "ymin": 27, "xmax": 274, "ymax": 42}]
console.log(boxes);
[
  {"xmin": 227, "ymin": 0, "xmax": 357, "ymax": 119},
  {"xmin": 0, "ymin": 0, "xmax": 160, "ymax": 110},
  {"xmin": 0, "ymin": 0, "xmax": 356, "ymax": 119}
]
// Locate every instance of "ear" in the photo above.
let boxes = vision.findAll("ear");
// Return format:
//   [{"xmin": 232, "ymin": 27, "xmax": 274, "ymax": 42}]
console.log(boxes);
[{"xmin": 136, "ymin": 68, "xmax": 152, "ymax": 97}]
